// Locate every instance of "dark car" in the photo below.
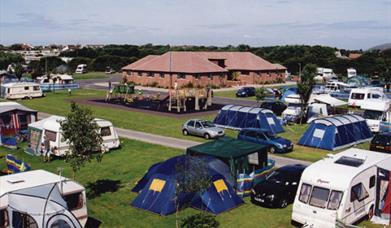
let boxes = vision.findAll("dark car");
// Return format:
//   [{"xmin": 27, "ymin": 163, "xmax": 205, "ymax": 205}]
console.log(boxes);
[
  {"xmin": 236, "ymin": 87, "xmax": 256, "ymax": 97},
  {"xmin": 260, "ymin": 101, "xmax": 287, "ymax": 116},
  {"xmin": 370, "ymin": 132, "xmax": 391, "ymax": 153},
  {"xmin": 251, "ymin": 164, "xmax": 306, "ymax": 208},
  {"xmin": 370, "ymin": 80, "xmax": 385, "ymax": 88},
  {"xmin": 238, "ymin": 128, "xmax": 293, "ymax": 153}
]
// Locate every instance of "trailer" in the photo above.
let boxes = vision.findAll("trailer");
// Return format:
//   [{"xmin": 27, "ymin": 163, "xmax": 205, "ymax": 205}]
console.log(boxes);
[
  {"xmin": 0, "ymin": 170, "xmax": 87, "ymax": 227},
  {"xmin": 292, "ymin": 148, "xmax": 391, "ymax": 227},
  {"xmin": 0, "ymin": 82, "xmax": 43, "ymax": 100}
]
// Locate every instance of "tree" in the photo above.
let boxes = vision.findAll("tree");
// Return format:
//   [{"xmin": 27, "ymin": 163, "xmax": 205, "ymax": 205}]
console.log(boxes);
[
  {"xmin": 255, "ymin": 87, "xmax": 266, "ymax": 103},
  {"xmin": 175, "ymin": 156, "xmax": 212, "ymax": 228},
  {"xmin": 60, "ymin": 102, "xmax": 103, "ymax": 179},
  {"xmin": 297, "ymin": 64, "xmax": 317, "ymax": 123},
  {"xmin": 14, "ymin": 63, "xmax": 24, "ymax": 80}
]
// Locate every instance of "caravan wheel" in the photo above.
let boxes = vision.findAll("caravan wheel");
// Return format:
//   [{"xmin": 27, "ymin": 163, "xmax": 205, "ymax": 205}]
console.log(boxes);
[{"xmin": 368, "ymin": 206, "xmax": 374, "ymax": 220}]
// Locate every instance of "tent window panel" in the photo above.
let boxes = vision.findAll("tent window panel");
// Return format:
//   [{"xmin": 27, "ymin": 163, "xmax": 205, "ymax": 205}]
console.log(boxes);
[
  {"xmin": 64, "ymin": 192, "xmax": 84, "ymax": 210},
  {"xmin": 213, "ymin": 179, "xmax": 228, "ymax": 193},
  {"xmin": 313, "ymin": 129, "xmax": 325, "ymax": 139},
  {"xmin": 0, "ymin": 209, "xmax": 9, "ymax": 227},
  {"xmin": 266, "ymin": 117, "xmax": 275, "ymax": 125},
  {"xmin": 50, "ymin": 219, "xmax": 72, "ymax": 228},
  {"xmin": 12, "ymin": 211, "xmax": 38, "ymax": 228},
  {"xmin": 150, "ymin": 179, "xmax": 166, "ymax": 192},
  {"xmin": 45, "ymin": 130, "xmax": 57, "ymax": 142},
  {"xmin": 18, "ymin": 114, "xmax": 28, "ymax": 130},
  {"xmin": 248, "ymin": 152, "xmax": 259, "ymax": 165},
  {"xmin": 101, "ymin": 127, "xmax": 111, "ymax": 137}
]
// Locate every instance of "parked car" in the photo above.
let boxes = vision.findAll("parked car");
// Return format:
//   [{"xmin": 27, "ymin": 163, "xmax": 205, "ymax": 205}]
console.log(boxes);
[
  {"xmin": 182, "ymin": 119, "xmax": 225, "ymax": 139},
  {"xmin": 260, "ymin": 101, "xmax": 287, "ymax": 116},
  {"xmin": 370, "ymin": 132, "xmax": 391, "ymax": 153},
  {"xmin": 105, "ymin": 66, "xmax": 115, "ymax": 74},
  {"xmin": 236, "ymin": 87, "xmax": 256, "ymax": 97},
  {"xmin": 369, "ymin": 80, "xmax": 385, "ymax": 88},
  {"xmin": 238, "ymin": 128, "xmax": 293, "ymax": 153},
  {"xmin": 251, "ymin": 164, "xmax": 306, "ymax": 208}
]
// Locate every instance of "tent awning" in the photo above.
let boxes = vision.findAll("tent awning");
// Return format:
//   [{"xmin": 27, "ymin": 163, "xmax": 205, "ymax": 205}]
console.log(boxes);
[
  {"xmin": 186, "ymin": 137, "xmax": 268, "ymax": 158},
  {"xmin": 312, "ymin": 94, "xmax": 347, "ymax": 107}
]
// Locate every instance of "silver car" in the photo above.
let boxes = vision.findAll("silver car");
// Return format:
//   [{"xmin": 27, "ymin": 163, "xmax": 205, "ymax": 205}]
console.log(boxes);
[{"xmin": 182, "ymin": 119, "xmax": 225, "ymax": 139}]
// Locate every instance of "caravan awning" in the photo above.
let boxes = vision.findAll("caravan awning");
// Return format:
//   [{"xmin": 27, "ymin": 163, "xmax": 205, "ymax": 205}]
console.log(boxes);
[
  {"xmin": 313, "ymin": 94, "xmax": 347, "ymax": 107},
  {"xmin": 186, "ymin": 137, "xmax": 268, "ymax": 158}
]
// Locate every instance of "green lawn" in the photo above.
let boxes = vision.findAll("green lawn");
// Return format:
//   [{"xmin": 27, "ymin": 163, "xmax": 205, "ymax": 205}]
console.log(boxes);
[
  {"xmin": 17, "ymin": 89, "xmax": 369, "ymax": 163},
  {"xmin": 73, "ymin": 71, "xmax": 109, "ymax": 80}
]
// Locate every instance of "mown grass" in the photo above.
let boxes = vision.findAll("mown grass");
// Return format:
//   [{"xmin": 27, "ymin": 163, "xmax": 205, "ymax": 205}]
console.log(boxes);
[
  {"xmin": 17, "ymin": 89, "xmax": 370, "ymax": 163},
  {"xmin": 73, "ymin": 71, "xmax": 109, "ymax": 80}
]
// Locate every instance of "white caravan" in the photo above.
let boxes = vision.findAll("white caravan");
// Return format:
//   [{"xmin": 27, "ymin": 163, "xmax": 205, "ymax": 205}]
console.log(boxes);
[
  {"xmin": 348, "ymin": 88, "xmax": 389, "ymax": 108},
  {"xmin": 292, "ymin": 148, "xmax": 391, "ymax": 227},
  {"xmin": 0, "ymin": 82, "xmax": 43, "ymax": 99},
  {"xmin": 317, "ymin": 67, "xmax": 336, "ymax": 81},
  {"xmin": 361, "ymin": 100, "xmax": 391, "ymax": 132},
  {"xmin": 0, "ymin": 170, "xmax": 87, "ymax": 227},
  {"xmin": 75, "ymin": 64, "xmax": 87, "ymax": 74},
  {"xmin": 347, "ymin": 68, "xmax": 357, "ymax": 78},
  {"xmin": 324, "ymin": 81, "xmax": 349, "ymax": 93},
  {"xmin": 28, "ymin": 115, "xmax": 120, "ymax": 156}
]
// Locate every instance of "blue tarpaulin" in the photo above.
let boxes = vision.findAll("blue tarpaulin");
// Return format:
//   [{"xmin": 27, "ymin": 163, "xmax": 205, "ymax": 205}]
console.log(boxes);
[{"xmin": 298, "ymin": 114, "xmax": 373, "ymax": 151}]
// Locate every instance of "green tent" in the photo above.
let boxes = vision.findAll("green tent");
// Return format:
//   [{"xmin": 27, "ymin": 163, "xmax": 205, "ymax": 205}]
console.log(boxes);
[{"xmin": 186, "ymin": 137, "xmax": 269, "ymax": 180}]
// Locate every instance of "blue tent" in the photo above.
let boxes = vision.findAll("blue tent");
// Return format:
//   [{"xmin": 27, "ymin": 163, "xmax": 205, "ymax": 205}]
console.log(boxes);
[
  {"xmin": 131, "ymin": 155, "xmax": 242, "ymax": 215},
  {"xmin": 191, "ymin": 174, "xmax": 243, "ymax": 214},
  {"xmin": 213, "ymin": 105, "xmax": 284, "ymax": 134},
  {"xmin": 280, "ymin": 87, "xmax": 298, "ymax": 102},
  {"xmin": 298, "ymin": 114, "xmax": 373, "ymax": 151}
]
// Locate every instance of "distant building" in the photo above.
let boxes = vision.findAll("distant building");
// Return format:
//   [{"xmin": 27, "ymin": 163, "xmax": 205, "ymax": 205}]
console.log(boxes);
[
  {"xmin": 122, "ymin": 51, "xmax": 286, "ymax": 88},
  {"xmin": 348, "ymin": 53, "xmax": 362, "ymax": 60}
]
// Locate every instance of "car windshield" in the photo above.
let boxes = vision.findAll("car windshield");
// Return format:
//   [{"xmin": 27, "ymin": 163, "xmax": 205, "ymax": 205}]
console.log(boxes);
[
  {"xmin": 265, "ymin": 132, "xmax": 277, "ymax": 139},
  {"xmin": 265, "ymin": 170, "xmax": 286, "ymax": 184},
  {"xmin": 201, "ymin": 121, "xmax": 215, "ymax": 128},
  {"xmin": 363, "ymin": 110, "xmax": 383, "ymax": 120}
]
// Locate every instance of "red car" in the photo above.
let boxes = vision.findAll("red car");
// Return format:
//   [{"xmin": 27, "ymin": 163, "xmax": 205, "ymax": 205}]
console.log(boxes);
[{"xmin": 370, "ymin": 132, "xmax": 391, "ymax": 153}]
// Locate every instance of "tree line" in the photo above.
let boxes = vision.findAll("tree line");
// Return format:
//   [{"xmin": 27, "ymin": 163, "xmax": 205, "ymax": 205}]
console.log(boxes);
[{"xmin": 0, "ymin": 44, "xmax": 389, "ymax": 82}]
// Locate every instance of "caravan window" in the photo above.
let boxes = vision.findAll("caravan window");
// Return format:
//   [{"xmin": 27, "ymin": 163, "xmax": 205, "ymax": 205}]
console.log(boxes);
[
  {"xmin": 351, "ymin": 93, "xmax": 365, "ymax": 100},
  {"xmin": 369, "ymin": 176, "xmax": 376, "ymax": 188},
  {"xmin": 0, "ymin": 209, "xmax": 9, "ymax": 227},
  {"xmin": 327, "ymin": 191, "xmax": 343, "ymax": 210},
  {"xmin": 12, "ymin": 211, "xmax": 38, "ymax": 228},
  {"xmin": 299, "ymin": 183, "xmax": 312, "ymax": 203},
  {"xmin": 101, "ymin": 127, "xmax": 111, "ymax": 137},
  {"xmin": 45, "ymin": 130, "xmax": 57, "ymax": 142},
  {"xmin": 351, "ymin": 183, "xmax": 369, "ymax": 202},
  {"xmin": 309, "ymin": 187, "xmax": 330, "ymax": 208},
  {"xmin": 363, "ymin": 110, "xmax": 383, "ymax": 120},
  {"xmin": 33, "ymin": 86, "xmax": 40, "ymax": 91},
  {"xmin": 63, "ymin": 192, "xmax": 83, "ymax": 210},
  {"xmin": 24, "ymin": 86, "xmax": 30, "ymax": 91}
]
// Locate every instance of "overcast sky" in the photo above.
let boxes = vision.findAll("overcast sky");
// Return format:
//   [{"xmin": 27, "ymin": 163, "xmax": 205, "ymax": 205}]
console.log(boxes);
[{"xmin": 1, "ymin": 0, "xmax": 390, "ymax": 49}]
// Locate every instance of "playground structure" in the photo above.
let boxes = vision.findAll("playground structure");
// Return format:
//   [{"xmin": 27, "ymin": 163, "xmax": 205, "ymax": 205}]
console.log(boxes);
[
  {"xmin": 168, "ymin": 87, "xmax": 213, "ymax": 112},
  {"xmin": 105, "ymin": 83, "xmax": 214, "ymax": 113}
]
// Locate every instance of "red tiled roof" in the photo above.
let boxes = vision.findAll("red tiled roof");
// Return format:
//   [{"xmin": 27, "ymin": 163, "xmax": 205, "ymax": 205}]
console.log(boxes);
[
  {"xmin": 348, "ymin": 53, "xmax": 362, "ymax": 60},
  {"xmin": 122, "ymin": 51, "xmax": 286, "ymax": 73}
]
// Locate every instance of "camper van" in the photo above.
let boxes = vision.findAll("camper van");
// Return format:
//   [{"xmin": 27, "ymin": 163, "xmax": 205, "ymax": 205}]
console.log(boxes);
[
  {"xmin": 361, "ymin": 100, "xmax": 391, "ymax": 132},
  {"xmin": 348, "ymin": 88, "xmax": 389, "ymax": 107},
  {"xmin": 28, "ymin": 115, "xmax": 120, "ymax": 156},
  {"xmin": 347, "ymin": 68, "xmax": 357, "ymax": 78},
  {"xmin": 291, "ymin": 148, "xmax": 391, "ymax": 227},
  {"xmin": 317, "ymin": 67, "xmax": 336, "ymax": 81},
  {"xmin": 0, "ymin": 82, "xmax": 43, "ymax": 99},
  {"xmin": 0, "ymin": 170, "xmax": 87, "ymax": 227},
  {"xmin": 75, "ymin": 64, "xmax": 87, "ymax": 74},
  {"xmin": 324, "ymin": 81, "xmax": 349, "ymax": 93}
]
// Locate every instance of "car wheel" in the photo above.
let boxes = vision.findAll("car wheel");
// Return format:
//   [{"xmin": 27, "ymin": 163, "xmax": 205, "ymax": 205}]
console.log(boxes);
[
  {"xmin": 182, "ymin": 129, "xmax": 188, "ymax": 136},
  {"xmin": 280, "ymin": 199, "xmax": 288, "ymax": 208},
  {"xmin": 270, "ymin": 147, "xmax": 276, "ymax": 154},
  {"xmin": 204, "ymin": 133, "xmax": 210, "ymax": 139},
  {"xmin": 368, "ymin": 205, "xmax": 374, "ymax": 220}
]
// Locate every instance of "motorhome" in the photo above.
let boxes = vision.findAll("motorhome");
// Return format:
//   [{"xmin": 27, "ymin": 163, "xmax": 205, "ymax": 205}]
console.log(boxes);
[
  {"xmin": 0, "ymin": 82, "xmax": 43, "ymax": 99},
  {"xmin": 75, "ymin": 64, "xmax": 87, "ymax": 74},
  {"xmin": 292, "ymin": 148, "xmax": 391, "ymax": 227},
  {"xmin": 347, "ymin": 68, "xmax": 357, "ymax": 78},
  {"xmin": 0, "ymin": 170, "xmax": 87, "ymax": 227},
  {"xmin": 361, "ymin": 100, "xmax": 391, "ymax": 132},
  {"xmin": 348, "ymin": 88, "xmax": 389, "ymax": 107},
  {"xmin": 27, "ymin": 115, "xmax": 120, "ymax": 156},
  {"xmin": 317, "ymin": 67, "xmax": 336, "ymax": 81}
]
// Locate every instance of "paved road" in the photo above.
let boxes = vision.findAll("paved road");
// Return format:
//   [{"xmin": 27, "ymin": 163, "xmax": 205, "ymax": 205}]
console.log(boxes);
[{"xmin": 38, "ymin": 112, "xmax": 311, "ymax": 167}]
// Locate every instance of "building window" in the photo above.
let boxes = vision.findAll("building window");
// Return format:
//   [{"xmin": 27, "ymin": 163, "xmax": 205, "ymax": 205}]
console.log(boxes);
[
  {"xmin": 160, "ymin": 73, "xmax": 165, "ymax": 78},
  {"xmin": 63, "ymin": 192, "xmax": 84, "ymax": 210},
  {"xmin": 137, "ymin": 72, "xmax": 142, "ymax": 77},
  {"xmin": 178, "ymin": 73, "xmax": 185, "ymax": 79},
  {"xmin": 147, "ymin": 72, "xmax": 153, "ymax": 77},
  {"xmin": 241, "ymin": 71, "xmax": 249, "ymax": 75}
]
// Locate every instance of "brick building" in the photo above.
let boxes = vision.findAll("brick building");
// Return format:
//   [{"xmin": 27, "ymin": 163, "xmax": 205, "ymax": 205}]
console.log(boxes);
[{"xmin": 122, "ymin": 51, "xmax": 286, "ymax": 88}]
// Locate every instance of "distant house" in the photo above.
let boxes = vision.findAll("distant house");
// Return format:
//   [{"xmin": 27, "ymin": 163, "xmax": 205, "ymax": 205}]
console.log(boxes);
[
  {"xmin": 121, "ymin": 51, "xmax": 286, "ymax": 88},
  {"xmin": 348, "ymin": 53, "xmax": 362, "ymax": 60}
]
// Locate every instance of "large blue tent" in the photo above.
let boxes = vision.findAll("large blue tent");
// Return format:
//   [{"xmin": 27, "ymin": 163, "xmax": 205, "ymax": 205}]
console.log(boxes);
[
  {"xmin": 131, "ymin": 155, "xmax": 243, "ymax": 215},
  {"xmin": 298, "ymin": 114, "xmax": 373, "ymax": 151},
  {"xmin": 213, "ymin": 105, "xmax": 284, "ymax": 134}
]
